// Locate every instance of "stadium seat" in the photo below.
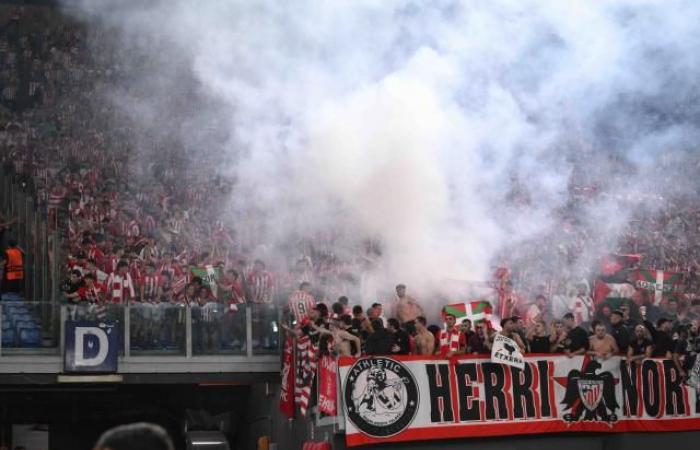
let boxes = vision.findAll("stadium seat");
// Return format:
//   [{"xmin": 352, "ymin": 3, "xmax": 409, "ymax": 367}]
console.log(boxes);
[
  {"xmin": 1, "ymin": 327, "xmax": 16, "ymax": 347},
  {"xmin": 18, "ymin": 327, "xmax": 42, "ymax": 347}
]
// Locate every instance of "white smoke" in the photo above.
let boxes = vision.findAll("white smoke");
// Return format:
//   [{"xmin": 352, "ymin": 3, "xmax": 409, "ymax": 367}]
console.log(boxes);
[{"xmin": 64, "ymin": 0, "xmax": 700, "ymax": 303}]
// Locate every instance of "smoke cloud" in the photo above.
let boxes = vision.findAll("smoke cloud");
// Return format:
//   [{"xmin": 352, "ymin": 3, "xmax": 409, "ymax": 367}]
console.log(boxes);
[{"xmin": 63, "ymin": 0, "xmax": 700, "ymax": 306}]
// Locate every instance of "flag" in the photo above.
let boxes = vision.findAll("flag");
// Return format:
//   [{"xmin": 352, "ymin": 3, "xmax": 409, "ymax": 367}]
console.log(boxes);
[
  {"xmin": 190, "ymin": 265, "xmax": 221, "ymax": 297},
  {"xmin": 635, "ymin": 269, "xmax": 684, "ymax": 306},
  {"xmin": 599, "ymin": 253, "xmax": 642, "ymax": 276},
  {"xmin": 443, "ymin": 301, "xmax": 493, "ymax": 323},
  {"xmin": 317, "ymin": 355, "xmax": 338, "ymax": 416},
  {"xmin": 279, "ymin": 336, "xmax": 295, "ymax": 418},
  {"xmin": 593, "ymin": 279, "xmax": 636, "ymax": 304},
  {"xmin": 491, "ymin": 333, "xmax": 525, "ymax": 370}
]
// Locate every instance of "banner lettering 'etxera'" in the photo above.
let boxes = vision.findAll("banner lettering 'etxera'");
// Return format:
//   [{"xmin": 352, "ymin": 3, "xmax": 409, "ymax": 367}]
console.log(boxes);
[
  {"xmin": 318, "ymin": 355, "xmax": 338, "ymax": 416},
  {"xmin": 339, "ymin": 355, "xmax": 700, "ymax": 447}
]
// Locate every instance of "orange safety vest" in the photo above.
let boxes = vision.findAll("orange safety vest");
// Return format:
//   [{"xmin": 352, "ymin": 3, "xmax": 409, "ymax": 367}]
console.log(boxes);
[{"xmin": 5, "ymin": 247, "xmax": 24, "ymax": 280}]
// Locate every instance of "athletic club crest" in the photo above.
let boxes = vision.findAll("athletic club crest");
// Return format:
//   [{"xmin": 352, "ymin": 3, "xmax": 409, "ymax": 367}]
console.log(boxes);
[
  {"xmin": 344, "ymin": 357, "xmax": 419, "ymax": 438},
  {"xmin": 561, "ymin": 360, "xmax": 618, "ymax": 424}
]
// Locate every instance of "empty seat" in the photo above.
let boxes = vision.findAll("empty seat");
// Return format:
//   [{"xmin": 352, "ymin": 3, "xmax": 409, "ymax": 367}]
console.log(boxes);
[
  {"xmin": 2, "ymin": 327, "xmax": 16, "ymax": 347},
  {"xmin": 18, "ymin": 327, "xmax": 41, "ymax": 347}
]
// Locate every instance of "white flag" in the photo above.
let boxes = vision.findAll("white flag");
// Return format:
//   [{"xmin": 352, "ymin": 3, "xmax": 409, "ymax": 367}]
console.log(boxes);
[{"xmin": 491, "ymin": 333, "xmax": 525, "ymax": 370}]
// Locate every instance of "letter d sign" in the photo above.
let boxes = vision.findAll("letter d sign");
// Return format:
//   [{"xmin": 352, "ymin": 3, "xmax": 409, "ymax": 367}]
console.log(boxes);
[{"xmin": 65, "ymin": 321, "xmax": 119, "ymax": 373}]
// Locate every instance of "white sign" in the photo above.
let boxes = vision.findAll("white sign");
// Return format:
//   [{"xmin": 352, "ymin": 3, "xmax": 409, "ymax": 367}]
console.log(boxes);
[{"xmin": 491, "ymin": 333, "xmax": 524, "ymax": 369}]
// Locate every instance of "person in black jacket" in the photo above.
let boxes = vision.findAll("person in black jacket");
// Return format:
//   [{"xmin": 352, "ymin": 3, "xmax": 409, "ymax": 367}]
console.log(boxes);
[
  {"xmin": 387, "ymin": 318, "xmax": 410, "ymax": 355},
  {"xmin": 365, "ymin": 319, "xmax": 395, "ymax": 355},
  {"xmin": 610, "ymin": 310, "xmax": 630, "ymax": 353},
  {"xmin": 644, "ymin": 317, "xmax": 674, "ymax": 358}
]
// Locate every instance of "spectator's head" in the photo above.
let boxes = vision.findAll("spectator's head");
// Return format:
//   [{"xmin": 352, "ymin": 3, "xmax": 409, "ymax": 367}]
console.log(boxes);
[
  {"xmin": 331, "ymin": 302, "xmax": 344, "ymax": 317},
  {"xmin": 592, "ymin": 320, "xmax": 607, "ymax": 338},
  {"xmin": 562, "ymin": 313, "xmax": 575, "ymax": 328},
  {"xmin": 387, "ymin": 318, "xmax": 400, "ymax": 333},
  {"xmin": 116, "ymin": 260, "xmax": 128, "ymax": 275},
  {"xmin": 93, "ymin": 422, "xmax": 174, "ymax": 450},
  {"xmin": 535, "ymin": 295, "xmax": 546, "ymax": 308},
  {"xmin": 677, "ymin": 325, "xmax": 689, "ymax": 340},
  {"xmin": 500, "ymin": 317, "xmax": 515, "ymax": 332},
  {"xmin": 415, "ymin": 316, "xmax": 427, "ymax": 331},
  {"xmin": 534, "ymin": 320, "xmax": 546, "ymax": 335},
  {"xmin": 7, "ymin": 238, "xmax": 17, "ymax": 248},
  {"xmin": 185, "ymin": 283, "xmax": 197, "ymax": 298},
  {"xmin": 576, "ymin": 283, "xmax": 587, "ymax": 295},
  {"xmin": 667, "ymin": 298, "xmax": 679, "ymax": 313},
  {"xmin": 619, "ymin": 302, "xmax": 631, "ymax": 318},
  {"xmin": 610, "ymin": 310, "xmax": 623, "ymax": 325},
  {"xmin": 691, "ymin": 299, "xmax": 700, "ymax": 316},
  {"xmin": 395, "ymin": 284, "xmax": 406, "ymax": 298},
  {"xmin": 371, "ymin": 302, "xmax": 383, "ymax": 317},
  {"xmin": 352, "ymin": 305, "xmax": 364, "ymax": 318},
  {"xmin": 657, "ymin": 318, "xmax": 672, "ymax": 332},
  {"xmin": 600, "ymin": 304, "xmax": 612, "ymax": 317},
  {"xmin": 460, "ymin": 318, "xmax": 472, "ymax": 333},
  {"xmin": 70, "ymin": 269, "xmax": 82, "ymax": 283},
  {"xmin": 690, "ymin": 319, "xmax": 699, "ymax": 337},
  {"xmin": 253, "ymin": 259, "xmax": 265, "ymax": 271},
  {"xmin": 339, "ymin": 314, "xmax": 352, "ymax": 328},
  {"xmin": 299, "ymin": 281, "xmax": 311, "ymax": 292},
  {"xmin": 338, "ymin": 296, "xmax": 349, "ymax": 306},
  {"xmin": 512, "ymin": 315, "xmax": 524, "ymax": 330},
  {"xmin": 84, "ymin": 272, "xmax": 95, "ymax": 286},
  {"xmin": 634, "ymin": 324, "xmax": 647, "ymax": 339},
  {"xmin": 444, "ymin": 313, "xmax": 456, "ymax": 328}
]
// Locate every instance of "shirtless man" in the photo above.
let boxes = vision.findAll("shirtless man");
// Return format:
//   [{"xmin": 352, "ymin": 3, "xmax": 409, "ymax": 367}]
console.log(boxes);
[
  {"xmin": 315, "ymin": 315, "xmax": 362, "ymax": 358},
  {"xmin": 414, "ymin": 316, "xmax": 435, "ymax": 356},
  {"xmin": 588, "ymin": 320, "xmax": 619, "ymax": 360},
  {"xmin": 393, "ymin": 284, "xmax": 424, "ymax": 324}
]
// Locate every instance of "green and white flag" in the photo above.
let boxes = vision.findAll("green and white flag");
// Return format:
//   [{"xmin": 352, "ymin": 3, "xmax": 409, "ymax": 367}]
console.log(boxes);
[{"xmin": 190, "ymin": 265, "xmax": 222, "ymax": 298}]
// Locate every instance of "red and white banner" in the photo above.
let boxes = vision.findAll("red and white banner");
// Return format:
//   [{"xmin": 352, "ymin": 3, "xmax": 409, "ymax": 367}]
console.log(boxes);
[
  {"xmin": 302, "ymin": 442, "xmax": 331, "ymax": 450},
  {"xmin": 318, "ymin": 355, "xmax": 338, "ymax": 416},
  {"xmin": 279, "ymin": 336, "xmax": 295, "ymax": 418},
  {"xmin": 338, "ymin": 354, "xmax": 700, "ymax": 447}
]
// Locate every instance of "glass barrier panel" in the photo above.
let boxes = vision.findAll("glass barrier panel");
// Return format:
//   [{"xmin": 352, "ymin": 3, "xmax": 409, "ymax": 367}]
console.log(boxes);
[
  {"xmin": 250, "ymin": 303, "xmax": 280, "ymax": 355},
  {"xmin": 130, "ymin": 302, "xmax": 187, "ymax": 355},
  {"xmin": 0, "ymin": 300, "xmax": 60, "ymax": 354},
  {"xmin": 191, "ymin": 302, "xmax": 246, "ymax": 355}
]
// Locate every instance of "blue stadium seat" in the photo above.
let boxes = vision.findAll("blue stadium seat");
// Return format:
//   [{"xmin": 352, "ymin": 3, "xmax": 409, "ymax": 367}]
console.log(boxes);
[
  {"xmin": 2, "ymin": 327, "xmax": 16, "ymax": 347},
  {"xmin": 18, "ymin": 327, "xmax": 41, "ymax": 347},
  {"xmin": 12, "ymin": 314, "xmax": 31, "ymax": 327}
]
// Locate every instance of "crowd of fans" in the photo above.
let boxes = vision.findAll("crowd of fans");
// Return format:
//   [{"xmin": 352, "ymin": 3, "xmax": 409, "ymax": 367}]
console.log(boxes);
[
  {"xmin": 285, "ymin": 282, "xmax": 700, "ymax": 382},
  {"xmin": 0, "ymin": 8, "xmax": 699, "ymax": 375}
]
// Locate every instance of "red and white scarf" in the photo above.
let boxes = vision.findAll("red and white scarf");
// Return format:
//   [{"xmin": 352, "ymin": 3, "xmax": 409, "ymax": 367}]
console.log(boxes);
[{"xmin": 439, "ymin": 327, "xmax": 460, "ymax": 356}]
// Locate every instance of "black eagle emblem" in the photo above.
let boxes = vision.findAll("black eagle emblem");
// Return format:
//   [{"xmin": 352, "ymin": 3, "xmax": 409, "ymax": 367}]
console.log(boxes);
[{"xmin": 561, "ymin": 360, "xmax": 618, "ymax": 424}]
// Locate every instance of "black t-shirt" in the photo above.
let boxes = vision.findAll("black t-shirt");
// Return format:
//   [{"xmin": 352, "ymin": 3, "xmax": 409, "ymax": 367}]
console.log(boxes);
[
  {"xmin": 629, "ymin": 338, "xmax": 652, "ymax": 356},
  {"xmin": 673, "ymin": 338, "xmax": 696, "ymax": 371},
  {"xmin": 392, "ymin": 329, "xmax": 411, "ymax": 355},
  {"xmin": 529, "ymin": 335, "xmax": 551, "ymax": 353},
  {"xmin": 565, "ymin": 326, "xmax": 590, "ymax": 352},
  {"xmin": 611, "ymin": 323, "xmax": 630, "ymax": 352},
  {"xmin": 652, "ymin": 331, "xmax": 673, "ymax": 357}
]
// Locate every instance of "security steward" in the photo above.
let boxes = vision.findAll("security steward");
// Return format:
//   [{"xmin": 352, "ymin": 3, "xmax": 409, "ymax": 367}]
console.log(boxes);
[{"xmin": 1, "ymin": 239, "xmax": 24, "ymax": 296}]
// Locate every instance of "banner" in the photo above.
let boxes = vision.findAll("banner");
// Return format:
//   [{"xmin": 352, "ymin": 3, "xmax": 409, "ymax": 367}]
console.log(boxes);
[
  {"xmin": 279, "ymin": 336, "xmax": 295, "ymax": 418},
  {"xmin": 318, "ymin": 355, "xmax": 338, "ymax": 416},
  {"xmin": 339, "ymin": 354, "xmax": 700, "ymax": 447},
  {"xmin": 491, "ymin": 334, "xmax": 524, "ymax": 369}
]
